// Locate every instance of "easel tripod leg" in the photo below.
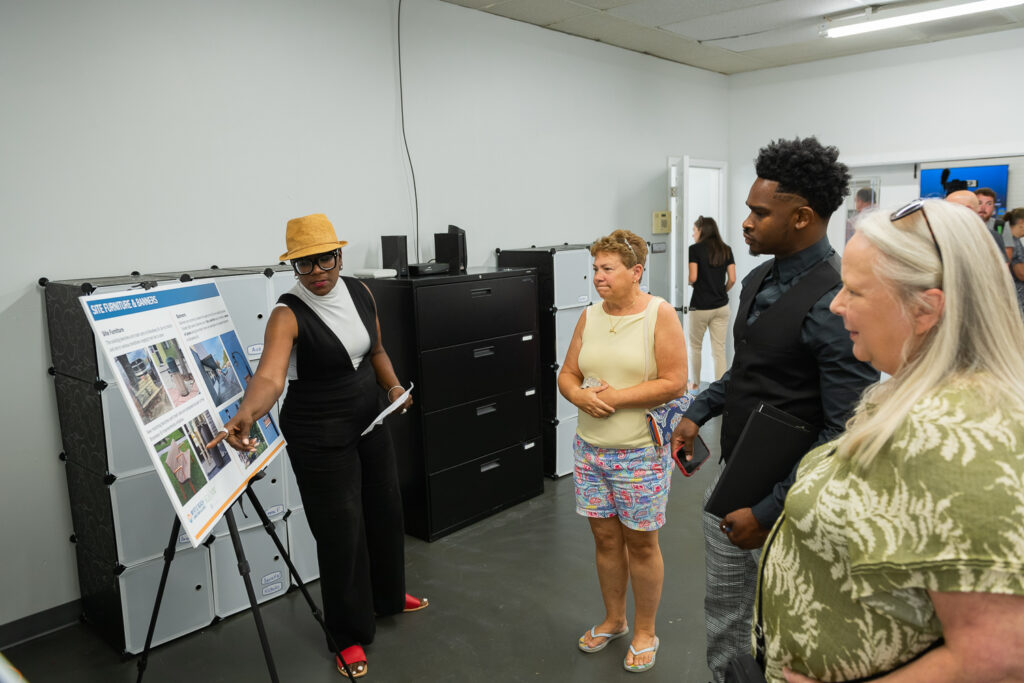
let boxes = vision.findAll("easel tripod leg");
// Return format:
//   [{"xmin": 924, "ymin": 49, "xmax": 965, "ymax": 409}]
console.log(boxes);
[
  {"xmin": 225, "ymin": 506, "xmax": 280, "ymax": 683},
  {"xmin": 135, "ymin": 516, "xmax": 181, "ymax": 683},
  {"xmin": 243, "ymin": 485, "xmax": 355, "ymax": 678}
]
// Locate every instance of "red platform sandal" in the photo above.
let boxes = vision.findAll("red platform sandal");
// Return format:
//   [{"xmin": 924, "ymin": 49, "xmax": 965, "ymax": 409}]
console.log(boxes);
[
  {"xmin": 403, "ymin": 593, "xmax": 429, "ymax": 612},
  {"xmin": 337, "ymin": 644, "xmax": 367, "ymax": 679}
]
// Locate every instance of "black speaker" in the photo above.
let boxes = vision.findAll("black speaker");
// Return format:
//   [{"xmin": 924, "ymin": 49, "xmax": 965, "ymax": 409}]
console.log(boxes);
[
  {"xmin": 381, "ymin": 235, "xmax": 408, "ymax": 276},
  {"xmin": 434, "ymin": 225, "xmax": 467, "ymax": 273}
]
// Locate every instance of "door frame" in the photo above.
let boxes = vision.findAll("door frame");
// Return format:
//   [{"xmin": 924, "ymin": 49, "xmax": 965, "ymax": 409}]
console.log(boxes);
[{"xmin": 668, "ymin": 156, "xmax": 728, "ymax": 310}]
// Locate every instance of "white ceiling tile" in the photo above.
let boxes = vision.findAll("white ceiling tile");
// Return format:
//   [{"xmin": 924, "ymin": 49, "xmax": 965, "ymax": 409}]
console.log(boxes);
[
  {"xmin": 741, "ymin": 29, "xmax": 921, "ymax": 69},
  {"xmin": 662, "ymin": 0, "xmax": 873, "ymax": 42},
  {"xmin": 486, "ymin": 0, "xmax": 595, "ymax": 26},
  {"xmin": 914, "ymin": 10, "xmax": 1017, "ymax": 39},
  {"xmin": 439, "ymin": 0, "xmax": 1024, "ymax": 74},
  {"xmin": 707, "ymin": 23, "xmax": 826, "ymax": 52},
  {"xmin": 442, "ymin": 0, "xmax": 506, "ymax": 9},
  {"xmin": 568, "ymin": 0, "xmax": 638, "ymax": 9},
  {"xmin": 548, "ymin": 11, "xmax": 645, "ymax": 41},
  {"xmin": 606, "ymin": 0, "xmax": 773, "ymax": 28},
  {"xmin": 551, "ymin": 15, "xmax": 765, "ymax": 74},
  {"xmin": 637, "ymin": 32, "xmax": 767, "ymax": 73}
]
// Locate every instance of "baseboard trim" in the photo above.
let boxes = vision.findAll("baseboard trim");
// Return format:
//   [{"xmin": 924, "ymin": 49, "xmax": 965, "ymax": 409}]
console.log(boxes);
[{"xmin": 0, "ymin": 601, "xmax": 81, "ymax": 650}]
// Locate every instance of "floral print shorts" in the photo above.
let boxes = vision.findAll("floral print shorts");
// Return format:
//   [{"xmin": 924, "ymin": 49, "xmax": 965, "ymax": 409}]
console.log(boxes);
[{"xmin": 573, "ymin": 434, "xmax": 672, "ymax": 531}]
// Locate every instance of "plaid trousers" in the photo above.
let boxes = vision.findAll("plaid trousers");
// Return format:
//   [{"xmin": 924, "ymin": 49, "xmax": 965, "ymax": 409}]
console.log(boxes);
[{"xmin": 702, "ymin": 465, "xmax": 760, "ymax": 683}]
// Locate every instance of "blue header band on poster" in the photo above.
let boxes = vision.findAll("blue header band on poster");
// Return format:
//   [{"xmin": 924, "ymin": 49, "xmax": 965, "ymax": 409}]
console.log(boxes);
[{"xmin": 87, "ymin": 283, "xmax": 220, "ymax": 321}]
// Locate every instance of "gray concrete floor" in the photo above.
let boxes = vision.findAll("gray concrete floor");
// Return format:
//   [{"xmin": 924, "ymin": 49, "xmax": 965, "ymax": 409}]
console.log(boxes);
[{"xmin": 6, "ymin": 422, "xmax": 719, "ymax": 683}]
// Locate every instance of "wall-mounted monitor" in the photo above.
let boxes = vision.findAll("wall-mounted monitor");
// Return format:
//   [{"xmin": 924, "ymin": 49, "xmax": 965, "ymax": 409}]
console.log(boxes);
[{"xmin": 920, "ymin": 164, "xmax": 1009, "ymax": 216}]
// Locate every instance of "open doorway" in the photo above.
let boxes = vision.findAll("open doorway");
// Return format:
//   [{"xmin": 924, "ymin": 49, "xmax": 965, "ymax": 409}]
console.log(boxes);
[{"xmin": 668, "ymin": 155, "xmax": 727, "ymax": 386}]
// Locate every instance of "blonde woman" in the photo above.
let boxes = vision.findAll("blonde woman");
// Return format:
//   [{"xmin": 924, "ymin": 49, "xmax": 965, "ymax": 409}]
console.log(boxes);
[
  {"xmin": 758, "ymin": 200, "xmax": 1024, "ymax": 683},
  {"xmin": 558, "ymin": 230, "xmax": 686, "ymax": 673}
]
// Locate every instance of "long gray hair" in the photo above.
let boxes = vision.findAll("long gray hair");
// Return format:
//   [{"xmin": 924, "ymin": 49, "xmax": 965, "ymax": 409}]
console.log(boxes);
[{"xmin": 837, "ymin": 199, "xmax": 1024, "ymax": 469}]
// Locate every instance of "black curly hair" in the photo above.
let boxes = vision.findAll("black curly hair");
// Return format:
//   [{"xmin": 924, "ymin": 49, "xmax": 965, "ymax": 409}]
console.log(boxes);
[{"xmin": 754, "ymin": 137, "xmax": 850, "ymax": 220}]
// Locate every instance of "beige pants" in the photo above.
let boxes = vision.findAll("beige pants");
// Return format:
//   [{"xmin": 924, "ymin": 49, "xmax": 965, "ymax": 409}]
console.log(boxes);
[{"xmin": 688, "ymin": 304, "xmax": 730, "ymax": 386}]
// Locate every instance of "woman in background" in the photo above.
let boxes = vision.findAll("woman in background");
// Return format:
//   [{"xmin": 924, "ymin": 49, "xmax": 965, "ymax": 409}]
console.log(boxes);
[
  {"xmin": 558, "ymin": 229, "xmax": 686, "ymax": 673},
  {"xmin": 759, "ymin": 200, "xmax": 1024, "ymax": 683},
  {"xmin": 686, "ymin": 216, "xmax": 735, "ymax": 390}
]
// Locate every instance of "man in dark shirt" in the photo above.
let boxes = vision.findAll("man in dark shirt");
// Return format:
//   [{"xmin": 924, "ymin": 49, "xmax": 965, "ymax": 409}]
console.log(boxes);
[
  {"xmin": 975, "ymin": 187, "xmax": 1012, "ymax": 261},
  {"xmin": 671, "ymin": 137, "xmax": 879, "ymax": 682}
]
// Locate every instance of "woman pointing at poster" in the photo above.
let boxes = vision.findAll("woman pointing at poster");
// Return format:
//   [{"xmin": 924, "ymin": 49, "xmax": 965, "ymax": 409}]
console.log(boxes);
[{"xmin": 207, "ymin": 213, "xmax": 426, "ymax": 679}]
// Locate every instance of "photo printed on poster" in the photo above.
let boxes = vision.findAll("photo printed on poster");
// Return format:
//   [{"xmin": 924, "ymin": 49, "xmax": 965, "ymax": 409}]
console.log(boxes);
[{"xmin": 81, "ymin": 281, "xmax": 284, "ymax": 546}]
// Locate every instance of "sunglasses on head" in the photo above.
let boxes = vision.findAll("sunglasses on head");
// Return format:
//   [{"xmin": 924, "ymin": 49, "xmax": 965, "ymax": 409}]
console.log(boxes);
[{"xmin": 890, "ymin": 200, "xmax": 943, "ymax": 264}]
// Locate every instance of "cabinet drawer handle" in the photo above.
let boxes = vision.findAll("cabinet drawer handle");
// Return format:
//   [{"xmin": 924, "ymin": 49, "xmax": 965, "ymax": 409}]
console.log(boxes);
[
  {"xmin": 470, "ymin": 287, "xmax": 492, "ymax": 297},
  {"xmin": 480, "ymin": 460, "xmax": 501, "ymax": 473},
  {"xmin": 476, "ymin": 403, "xmax": 497, "ymax": 417},
  {"xmin": 473, "ymin": 346, "xmax": 495, "ymax": 359}
]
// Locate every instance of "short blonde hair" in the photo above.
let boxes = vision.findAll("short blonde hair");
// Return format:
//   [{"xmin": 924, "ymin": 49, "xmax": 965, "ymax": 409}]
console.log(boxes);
[{"xmin": 590, "ymin": 229, "xmax": 647, "ymax": 269}]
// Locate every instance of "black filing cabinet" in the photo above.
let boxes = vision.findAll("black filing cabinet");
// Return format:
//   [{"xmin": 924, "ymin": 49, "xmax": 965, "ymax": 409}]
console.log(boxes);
[{"xmin": 367, "ymin": 267, "xmax": 543, "ymax": 541}]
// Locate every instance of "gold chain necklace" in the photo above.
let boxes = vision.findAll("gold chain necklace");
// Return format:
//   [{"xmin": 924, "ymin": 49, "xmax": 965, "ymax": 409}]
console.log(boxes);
[{"xmin": 607, "ymin": 294, "xmax": 639, "ymax": 334}]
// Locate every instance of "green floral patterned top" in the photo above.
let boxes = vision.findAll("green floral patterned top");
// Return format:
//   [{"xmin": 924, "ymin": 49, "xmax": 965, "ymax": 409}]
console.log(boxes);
[{"xmin": 758, "ymin": 380, "xmax": 1024, "ymax": 682}]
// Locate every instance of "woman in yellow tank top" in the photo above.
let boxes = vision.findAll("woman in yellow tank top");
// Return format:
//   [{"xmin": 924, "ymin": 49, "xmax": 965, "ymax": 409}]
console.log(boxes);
[{"xmin": 558, "ymin": 230, "xmax": 687, "ymax": 673}]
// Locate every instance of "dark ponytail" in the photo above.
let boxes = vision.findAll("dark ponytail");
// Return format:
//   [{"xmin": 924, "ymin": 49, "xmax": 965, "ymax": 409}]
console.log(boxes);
[{"xmin": 695, "ymin": 216, "xmax": 731, "ymax": 268}]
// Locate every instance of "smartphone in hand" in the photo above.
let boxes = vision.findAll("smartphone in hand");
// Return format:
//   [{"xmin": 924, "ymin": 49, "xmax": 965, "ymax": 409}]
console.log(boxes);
[{"xmin": 673, "ymin": 434, "xmax": 711, "ymax": 477}]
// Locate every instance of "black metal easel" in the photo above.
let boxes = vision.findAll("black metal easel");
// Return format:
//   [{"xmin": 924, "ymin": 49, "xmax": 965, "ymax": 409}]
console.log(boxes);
[{"xmin": 134, "ymin": 475, "xmax": 353, "ymax": 681}]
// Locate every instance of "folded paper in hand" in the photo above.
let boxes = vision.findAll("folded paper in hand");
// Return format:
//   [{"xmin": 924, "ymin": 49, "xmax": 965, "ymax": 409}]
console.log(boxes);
[{"xmin": 361, "ymin": 383, "xmax": 414, "ymax": 436}]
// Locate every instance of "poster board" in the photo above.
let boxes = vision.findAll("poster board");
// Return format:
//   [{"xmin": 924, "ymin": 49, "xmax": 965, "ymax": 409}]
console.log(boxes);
[{"xmin": 81, "ymin": 280, "xmax": 284, "ymax": 546}]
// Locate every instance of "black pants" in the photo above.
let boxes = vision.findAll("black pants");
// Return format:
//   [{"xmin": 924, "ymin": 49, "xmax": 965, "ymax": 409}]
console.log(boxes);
[
  {"xmin": 288, "ymin": 424, "xmax": 406, "ymax": 650},
  {"xmin": 282, "ymin": 368, "xmax": 406, "ymax": 651}
]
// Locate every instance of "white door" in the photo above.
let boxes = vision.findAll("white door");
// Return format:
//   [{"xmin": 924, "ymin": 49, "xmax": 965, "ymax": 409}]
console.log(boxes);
[{"xmin": 669, "ymin": 156, "xmax": 727, "ymax": 386}]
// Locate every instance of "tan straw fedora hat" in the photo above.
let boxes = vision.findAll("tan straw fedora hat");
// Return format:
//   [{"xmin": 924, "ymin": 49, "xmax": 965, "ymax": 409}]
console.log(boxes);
[{"xmin": 279, "ymin": 213, "xmax": 349, "ymax": 261}]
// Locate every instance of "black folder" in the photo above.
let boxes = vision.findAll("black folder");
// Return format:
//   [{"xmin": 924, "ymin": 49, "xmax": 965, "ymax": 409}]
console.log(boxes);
[{"xmin": 704, "ymin": 402, "xmax": 817, "ymax": 518}]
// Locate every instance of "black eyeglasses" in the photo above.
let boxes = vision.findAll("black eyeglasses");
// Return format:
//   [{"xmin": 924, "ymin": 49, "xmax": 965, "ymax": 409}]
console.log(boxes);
[
  {"xmin": 291, "ymin": 250, "xmax": 340, "ymax": 275},
  {"xmin": 890, "ymin": 200, "xmax": 943, "ymax": 264}
]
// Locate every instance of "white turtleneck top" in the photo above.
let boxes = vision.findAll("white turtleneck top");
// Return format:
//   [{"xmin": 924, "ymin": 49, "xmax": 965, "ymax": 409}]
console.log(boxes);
[{"xmin": 275, "ymin": 279, "xmax": 372, "ymax": 380}]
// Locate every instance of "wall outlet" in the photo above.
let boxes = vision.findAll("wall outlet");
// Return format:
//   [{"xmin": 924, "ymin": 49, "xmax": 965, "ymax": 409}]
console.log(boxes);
[{"xmin": 652, "ymin": 211, "xmax": 671, "ymax": 234}]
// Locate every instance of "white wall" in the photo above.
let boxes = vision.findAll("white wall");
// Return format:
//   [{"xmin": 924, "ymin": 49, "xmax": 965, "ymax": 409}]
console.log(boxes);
[
  {"xmin": 0, "ymin": 0, "xmax": 730, "ymax": 628},
  {"xmin": 725, "ymin": 28, "xmax": 1024, "ymax": 280},
  {"xmin": 402, "ymin": 0, "xmax": 730, "ymax": 275}
]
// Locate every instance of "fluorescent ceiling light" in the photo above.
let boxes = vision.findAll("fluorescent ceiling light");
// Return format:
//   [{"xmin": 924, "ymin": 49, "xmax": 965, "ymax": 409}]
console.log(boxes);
[{"xmin": 826, "ymin": 0, "xmax": 1024, "ymax": 38}]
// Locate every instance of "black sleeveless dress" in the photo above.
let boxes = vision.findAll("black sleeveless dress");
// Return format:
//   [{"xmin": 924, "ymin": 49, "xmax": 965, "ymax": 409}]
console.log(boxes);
[{"xmin": 278, "ymin": 276, "xmax": 405, "ymax": 650}]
